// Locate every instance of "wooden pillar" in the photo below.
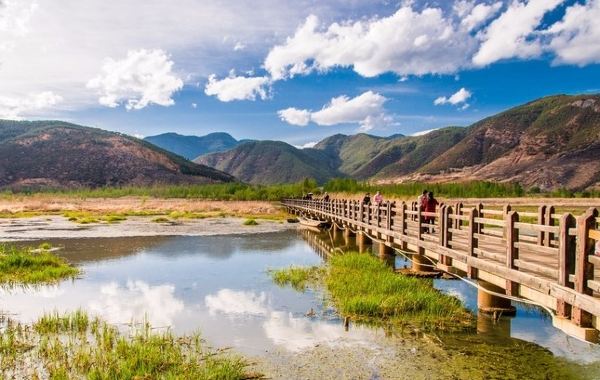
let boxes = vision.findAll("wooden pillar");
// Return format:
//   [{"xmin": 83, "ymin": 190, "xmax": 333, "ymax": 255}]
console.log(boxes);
[
  {"xmin": 557, "ymin": 213, "xmax": 576, "ymax": 318},
  {"xmin": 505, "ymin": 211, "xmax": 519, "ymax": 296},
  {"xmin": 417, "ymin": 206, "xmax": 424, "ymax": 255},
  {"xmin": 439, "ymin": 205, "xmax": 451, "ymax": 266},
  {"xmin": 477, "ymin": 311, "xmax": 512, "ymax": 338},
  {"xmin": 357, "ymin": 232, "xmax": 371, "ymax": 253},
  {"xmin": 572, "ymin": 208, "xmax": 599, "ymax": 327},
  {"xmin": 467, "ymin": 207, "xmax": 478, "ymax": 279},
  {"xmin": 379, "ymin": 242, "xmax": 394, "ymax": 268},
  {"xmin": 400, "ymin": 202, "xmax": 408, "ymax": 250},
  {"xmin": 478, "ymin": 280, "xmax": 516, "ymax": 315}
]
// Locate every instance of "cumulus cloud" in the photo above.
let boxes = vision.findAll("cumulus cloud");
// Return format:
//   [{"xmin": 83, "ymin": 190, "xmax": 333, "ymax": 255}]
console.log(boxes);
[
  {"xmin": 460, "ymin": 1, "xmax": 503, "ymax": 31},
  {"xmin": 204, "ymin": 74, "xmax": 270, "ymax": 102},
  {"xmin": 434, "ymin": 88, "xmax": 471, "ymax": 107},
  {"xmin": 411, "ymin": 127, "xmax": 440, "ymax": 136},
  {"xmin": 294, "ymin": 141, "xmax": 318, "ymax": 149},
  {"xmin": 233, "ymin": 42, "xmax": 246, "ymax": 51},
  {"xmin": 0, "ymin": 91, "xmax": 63, "ymax": 119},
  {"xmin": 278, "ymin": 107, "xmax": 311, "ymax": 126},
  {"xmin": 546, "ymin": 0, "xmax": 600, "ymax": 66},
  {"xmin": 264, "ymin": 7, "xmax": 477, "ymax": 80},
  {"xmin": 87, "ymin": 49, "xmax": 183, "ymax": 110},
  {"xmin": 278, "ymin": 91, "xmax": 392, "ymax": 131},
  {"xmin": 473, "ymin": 0, "xmax": 562, "ymax": 66}
]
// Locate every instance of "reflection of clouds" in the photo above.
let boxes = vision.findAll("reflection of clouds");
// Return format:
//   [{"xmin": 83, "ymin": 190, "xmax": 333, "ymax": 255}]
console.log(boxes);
[
  {"xmin": 263, "ymin": 311, "xmax": 374, "ymax": 352},
  {"xmin": 205, "ymin": 289, "xmax": 268, "ymax": 316},
  {"xmin": 443, "ymin": 288, "xmax": 466, "ymax": 303},
  {"xmin": 204, "ymin": 288, "xmax": 376, "ymax": 352},
  {"xmin": 88, "ymin": 281, "xmax": 184, "ymax": 327},
  {"xmin": 0, "ymin": 285, "xmax": 65, "ymax": 298}
]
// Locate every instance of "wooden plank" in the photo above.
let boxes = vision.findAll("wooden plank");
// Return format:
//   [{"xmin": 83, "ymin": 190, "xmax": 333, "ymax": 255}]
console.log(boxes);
[
  {"xmin": 448, "ymin": 214, "xmax": 470, "ymax": 221},
  {"xmin": 475, "ymin": 217, "xmax": 506, "ymax": 227},
  {"xmin": 590, "ymin": 229, "xmax": 600, "ymax": 241},
  {"xmin": 474, "ymin": 247, "xmax": 504, "ymax": 262},
  {"xmin": 587, "ymin": 279, "xmax": 600, "ymax": 294},
  {"xmin": 514, "ymin": 222, "xmax": 560, "ymax": 234},
  {"xmin": 515, "ymin": 241, "xmax": 558, "ymax": 255},
  {"xmin": 506, "ymin": 211, "xmax": 519, "ymax": 296},
  {"xmin": 481, "ymin": 209, "xmax": 504, "ymax": 216},
  {"xmin": 573, "ymin": 208, "xmax": 599, "ymax": 327},
  {"xmin": 514, "ymin": 259, "xmax": 558, "ymax": 278}
]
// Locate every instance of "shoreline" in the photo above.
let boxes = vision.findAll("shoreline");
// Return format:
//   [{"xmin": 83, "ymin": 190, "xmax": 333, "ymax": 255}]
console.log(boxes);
[{"xmin": 0, "ymin": 215, "xmax": 295, "ymax": 242}]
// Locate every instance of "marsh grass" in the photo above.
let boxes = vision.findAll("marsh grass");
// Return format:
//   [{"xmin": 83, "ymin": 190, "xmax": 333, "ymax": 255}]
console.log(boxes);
[
  {"xmin": 1, "ymin": 311, "xmax": 253, "ymax": 379},
  {"xmin": 63, "ymin": 211, "xmax": 128, "ymax": 224},
  {"xmin": 0, "ymin": 244, "xmax": 79, "ymax": 285},
  {"xmin": 269, "ymin": 266, "xmax": 324, "ymax": 291},
  {"xmin": 243, "ymin": 218, "xmax": 259, "ymax": 226},
  {"xmin": 272, "ymin": 253, "xmax": 473, "ymax": 332}
]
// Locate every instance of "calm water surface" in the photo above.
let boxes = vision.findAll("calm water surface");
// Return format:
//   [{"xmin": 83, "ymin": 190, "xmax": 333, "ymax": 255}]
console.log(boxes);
[{"xmin": 2, "ymin": 229, "xmax": 600, "ymax": 364}]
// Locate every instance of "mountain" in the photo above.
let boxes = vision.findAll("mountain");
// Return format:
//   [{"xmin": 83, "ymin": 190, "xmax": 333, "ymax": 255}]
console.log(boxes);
[
  {"xmin": 406, "ymin": 94, "xmax": 600, "ymax": 190},
  {"xmin": 195, "ymin": 140, "xmax": 339, "ymax": 184},
  {"xmin": 144, "ymin": 132, "xmax": 241, "ymax": 160},
  {"xmin": 0, "ymin": 120, "xmax": 234, "ymax": 189},
  {"xmin": 197, "ymin": 94, "xmax": 600, "ymax": 190}
]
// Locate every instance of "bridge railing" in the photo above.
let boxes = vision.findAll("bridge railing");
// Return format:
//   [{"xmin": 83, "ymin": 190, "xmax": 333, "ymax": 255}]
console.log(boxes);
[{"xmin": 284, "ymin": 198, "xmax": 600, "ymax": 327}]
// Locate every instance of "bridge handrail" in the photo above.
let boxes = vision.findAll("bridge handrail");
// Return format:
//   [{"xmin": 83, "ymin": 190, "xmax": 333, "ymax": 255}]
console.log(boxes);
[{"xmin": 282, "ymin": 198, "xmax": 600, "ymax": 327}]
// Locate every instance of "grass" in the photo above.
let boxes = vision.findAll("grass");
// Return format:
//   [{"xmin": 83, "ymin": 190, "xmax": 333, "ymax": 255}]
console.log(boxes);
[
  {"xmin": 63, "ymin": 211, "xmax": 127, "ymax": 224},
  {"xmin": 243, "ymin": 218, "xmax": 259, "ymax": 226},
  {"xmin": 0, "ymin": 244, "xmax": 79, "ymax": 285},
  {"xmin": 271, "ymin": 253, "xmax": 473, "ymax": 332},
  {"xmin": 269, "ymin": 265, "xmax": 323, "ymax": 291},
  {"xmin": 1, "ymin": 311, "xmax": 254, "ymax": 379},
  {"xmin": 151, "ymin": 216, "xmax": 171, "ymax": 223}
]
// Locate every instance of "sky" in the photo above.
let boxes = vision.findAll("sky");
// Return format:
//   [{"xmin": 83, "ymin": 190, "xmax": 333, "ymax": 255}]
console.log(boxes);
[{"xmin": 1, "ymin": 0, "xmax": 600, "ymax": 146}]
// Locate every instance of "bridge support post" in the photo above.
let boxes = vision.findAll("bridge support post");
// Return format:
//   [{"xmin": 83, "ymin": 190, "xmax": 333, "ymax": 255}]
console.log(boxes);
[
  {"xmin": 477, "ymin": 281, "xmax": 516, "ymax": 316},
  {"xmin": 477, "ymin": 311, "xmax": 512, "ymax": 339},
  {"xmin": 357, "ymin": 232, "xmax": 371, "ymax": 253},
  {"xmin": 378, "ymin": 242, "xmax": 395, "ymax": 268}
]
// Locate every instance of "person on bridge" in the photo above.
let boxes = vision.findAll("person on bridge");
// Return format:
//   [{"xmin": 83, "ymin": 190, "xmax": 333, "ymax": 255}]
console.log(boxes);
[
  {"xmin": 418, "ymin": 189, "xmax": 428, "ymax": 211},
  {"xmin": 424, "ymin": 191, "xmax": 439, "ymax": 233},
  {"xmin": 323, "ymin": 192, "xmax": 330, "ymax": 202},
  {"xmin": 374, "ymin": 191, "xmax": 383, "ymax": 205},
  {"xmin": 362, "ymin": 193, "xmax": 371, "ymax": 205}
]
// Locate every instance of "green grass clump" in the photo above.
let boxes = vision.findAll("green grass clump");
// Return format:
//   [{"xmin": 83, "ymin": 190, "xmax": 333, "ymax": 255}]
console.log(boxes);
[
  {"xmin": 272, "ymin": 253, "xmax": 473, "ymax": 331},
  {"xmin": 38, "ymin": 242, "xmax": 52, "ymax": 251},
  {"xmin": 270, "ymin": 266, "xmax": 324, "ymax": 291},
  {"xmin": 0, "ymin": 244, "xmax": 79, "ymax": 285},
  {"xmin": 1, "ymin": 311, "xmax": 254, "ymax": 379},
  {"xmin": 243, "ymin": 218, "xmax": 259, "ymax": 226},
  {"xmin": 63, "ymin": 211, "xmax": 128, "ymax": 224}
]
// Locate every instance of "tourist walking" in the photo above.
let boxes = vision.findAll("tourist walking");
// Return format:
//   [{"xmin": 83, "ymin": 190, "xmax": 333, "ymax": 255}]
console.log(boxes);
[
  {"xmin": 374, "ymin": 191, "xmax": 383, "ymax": 205},
  {"xmin": 323, "ymin": 192, "xmax": 330, "ymax": 202},
  {"xmin": 362, "ymin": 192, "xmax": 371, "ymax": 205},
  {"xmin": 424, "ymin": 191, "xmax": 439, "ymax": 233}
]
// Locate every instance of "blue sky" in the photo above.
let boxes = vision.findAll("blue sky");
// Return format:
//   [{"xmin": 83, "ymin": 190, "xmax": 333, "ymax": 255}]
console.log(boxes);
[{"xmin": 1, "ymin": 0, "xmax": 599, "ymax": 146}]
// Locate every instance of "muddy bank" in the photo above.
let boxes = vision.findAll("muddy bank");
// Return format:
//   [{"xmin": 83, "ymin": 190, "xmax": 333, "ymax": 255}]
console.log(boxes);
[{"xmin": 0, "ymin": 216, "xmax": 294, "ymax": 241}]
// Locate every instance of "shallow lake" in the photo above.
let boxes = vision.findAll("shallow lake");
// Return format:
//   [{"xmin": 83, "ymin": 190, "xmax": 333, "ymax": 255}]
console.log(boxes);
[{"xmin": 3, "ymin": 228, "xmax": 600, "ymax": 377}]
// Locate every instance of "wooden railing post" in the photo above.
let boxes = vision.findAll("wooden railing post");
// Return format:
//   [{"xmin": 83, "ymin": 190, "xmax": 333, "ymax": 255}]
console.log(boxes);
[
  {"xmin": 506, "ymin": 211, "xmax": 519, "ymax": 296},
  {"xmin": 537, "ymin": 205, "xmax": 547, "ymax": 245},
  {"xmin": 572, "ymin": 208, "xmax": 599, "ymax": 327},
  {"xmin": 400, "ymin": 202, "xmax": 408, "ymax": 250},
  {"xmin": 557, "ymin": 213, "xmax": 576, "ymax": 318},
  {"xmin": 546, "ymin": 206, "xmax": 555, "ymax": 247},
  {"xmin": 467, "ymin": 207, "xmax": 478, "ymax": 279},
  {"xmin": 386, "ymin": 202, "xmax": 392, "ymax": 230}
]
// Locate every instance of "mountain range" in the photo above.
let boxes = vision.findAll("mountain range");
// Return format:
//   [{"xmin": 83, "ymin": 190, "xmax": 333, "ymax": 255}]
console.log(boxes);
[
  {"xmin": 0, "ymin": 94, "xmax": 598, "ymax": 190},
  {"xmin": 195, "ymin": 94, "xmax": 600, "ymax": 190},
  {"xmin": 0, "ymin": 120, "xmax": 233, "ymax": 189}
]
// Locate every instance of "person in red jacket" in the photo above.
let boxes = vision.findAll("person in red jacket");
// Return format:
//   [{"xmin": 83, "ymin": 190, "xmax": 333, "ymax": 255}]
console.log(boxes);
[{"xmin": 424, "ymin": 191, "xmax": 439, "ymax": 233}]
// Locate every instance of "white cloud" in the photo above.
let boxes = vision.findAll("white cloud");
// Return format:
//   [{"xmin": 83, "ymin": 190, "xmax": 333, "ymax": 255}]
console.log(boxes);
[
  {"xmin": 434, "ymin": 87, "xmax": 471, "ymax": 106},
  {"xmin": 460, "ymin": 1, "xmax": 503, "ymax": 31},
  {"xmin": 87, "ymin": 49, "xmax": 183, "ymax": 110},
  {"xmin": 0, "ymin": 91, "xmax": 63, "ymax": 119},
  {"xmin": 294, "ymin": 141, "xmax": 318, "ymax": 149},
  {"xmin": 278, "ymin": 107, "xmax": 312, "ymax": 126},
  {"xmin": 0, "ymin": 0, "xmax": 38, "ymax": 38},
  {"xmin": 264, "ymin": 7, "xmax": 476, "ymax": 80},
  {"xmin": 191, "ymin": 102, "xmax": 197, "ymax": 108},
  {"xmin": 278, "ymin": 91, "xmax": 392, "ymax": 131},
  {"xmin": 546, "ymin": 0, "xmax": 600, "ymax": 66},
  {"xmin": 411, "ymin": 127, "xmax": 440, "ymax": 136},
  {"xmin": 204, "ymin": 74, "xmax": 270, "ymax": 102},
  {"xmin": 233, "ymin": 41, "xmax": 246, "ymax": 51},
  {"xmin": 473, "ymin": 0, "xmax": 562, "ymax": 66},
  {"xmin": 205, "ymin": 289, "xmax": 269, "ymax": 317}
]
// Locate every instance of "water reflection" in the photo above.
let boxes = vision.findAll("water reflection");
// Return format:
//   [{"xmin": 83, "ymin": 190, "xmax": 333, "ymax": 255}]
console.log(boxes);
[{"xmin": 0, "ymin": 231, "xmax": 382, "ymax": 356}]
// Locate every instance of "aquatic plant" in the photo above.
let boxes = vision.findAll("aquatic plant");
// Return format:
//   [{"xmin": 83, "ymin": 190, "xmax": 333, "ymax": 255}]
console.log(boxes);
[
  {"xmin": 0, "ymin": 244, "xmax": 79, "ymax": 285},
  {"xmin": 243, "ymin": 218, "xmax": 259, "ymax": 226},
  {"xmin": 1, "ymin": 311, "xmax": 254, "ymax": 379},
  {"xmin": 269, "ymin": 266, "xmax": 323, "ymax": 291},
  {"xmin": 272, "ymin": 253, "xmax": 473, "ymax": 331}
]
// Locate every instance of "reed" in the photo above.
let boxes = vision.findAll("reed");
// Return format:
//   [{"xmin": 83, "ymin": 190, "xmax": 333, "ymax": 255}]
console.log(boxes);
[{"xmin": 0, "ymin": 244, "xmax": 79, "ymax": 285}]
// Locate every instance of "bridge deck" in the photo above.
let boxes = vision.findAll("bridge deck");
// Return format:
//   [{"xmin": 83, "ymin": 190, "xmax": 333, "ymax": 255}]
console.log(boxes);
[{"xmin": 283, "ymin": 198, "xmax": 600, "ymax": 342}]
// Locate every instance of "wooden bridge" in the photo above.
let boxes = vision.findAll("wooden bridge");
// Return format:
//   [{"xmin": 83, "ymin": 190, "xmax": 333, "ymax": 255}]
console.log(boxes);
[{"xmin": 283, "ymin": 198, "xmax": 600, "ymax": 342}]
